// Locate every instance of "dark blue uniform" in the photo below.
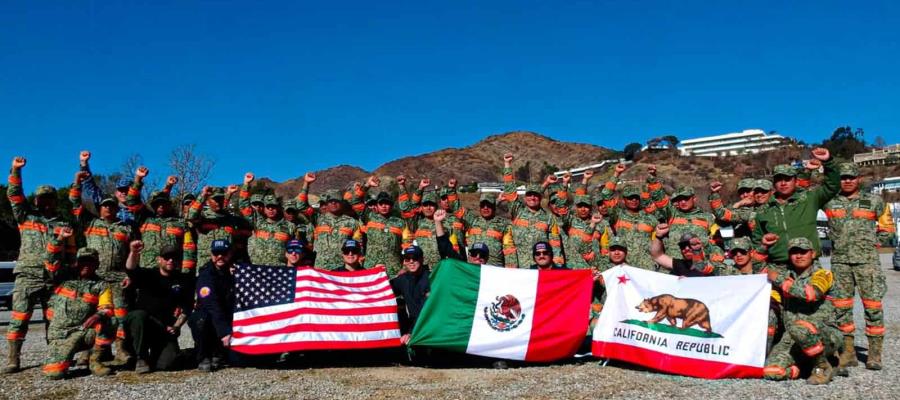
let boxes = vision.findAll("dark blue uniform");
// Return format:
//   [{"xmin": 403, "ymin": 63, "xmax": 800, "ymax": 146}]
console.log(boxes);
[{"xmin": 188, "ymin": 261, "xmax": 234, "ymax": 364}]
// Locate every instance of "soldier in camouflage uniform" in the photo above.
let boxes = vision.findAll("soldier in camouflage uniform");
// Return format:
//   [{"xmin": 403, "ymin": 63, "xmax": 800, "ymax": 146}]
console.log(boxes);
[
  {"xmin": 71, "ymin": 171, "xmax": 134, "ymax": 365},
  {"xmin": 451, "ymin": 191, "xmax": 517, "ymax": 268},
  {"xmin": 655, "ymin": 186, "xmax": 724, "ymax": 264},
  {"xmin": 763, "ymin": 237, "xmax": 844, "ymax": 384},
  {"xmin": 438, "ymin": 181, "xmax": 469, "ymax": 254},
  {"xmin": 249, "ymin": 193, "xmax": 264, "ymax": 216},
  {"xmin": 283, "ymin": 199, "xmax": 313, "ymax": 244},
  {"xmin": 599, "ymin": 164, "xmax": 661, "ymax": 270},
  {"xmin": 125, "ymin": 167, "xmax": 191, "ymax": 273},
  {"xmin": 405, "ymin": 191, "xmax": 448, "ymax": 268},
  {"xmin": 355, "ymin": 187, "xmax": 410, "ymax": 276},
  {"xmin": 42, "ymin": 244, "xmax": 115, "ymax": 379},
  {"xmin": 727, "ymin": 235, "xmax": 783, "ymax": 354},
  {"xmin": 4, "ymin": 157, "xmax": 77, "ymax": 374},
  {"xmin": 558, "ymin": 193, "xmax": 610, "ymax": 270},
  {"xmin": 187, "ymin": 185, "xmax": 247, "ymax": 267},
  {"xmin": 825, "ymin": 163, "xmax": 896, "ymax": 370},
  {"xmin": 237, "ymin": 173, "xmax": 298, "ymax": 265},
  {"xmin": 178, "ymin": 193, "xmax": 200, "ymax": 273},
  {"xmin": 500, "ymin": 154, "xmax": 564, "ymax": 267},
  {"xmin": 296, "ymin": 172, "xmax": 363, "ymax": 269},
  {"xmin": 708, "ymin": 179, "xmax": 758, "ymax": 243}
]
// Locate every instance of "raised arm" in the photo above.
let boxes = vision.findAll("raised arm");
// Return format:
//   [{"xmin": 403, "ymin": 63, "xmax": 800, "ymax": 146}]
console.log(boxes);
[{"xmin": 7, "ymin": 157, "xmax": 29, "ymax": 223}]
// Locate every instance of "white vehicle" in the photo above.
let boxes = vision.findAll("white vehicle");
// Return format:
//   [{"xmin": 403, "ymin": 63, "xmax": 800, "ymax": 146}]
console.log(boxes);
[{"xmin": 817, "ymin": 210, "xmax": 832, "ymax": 256}]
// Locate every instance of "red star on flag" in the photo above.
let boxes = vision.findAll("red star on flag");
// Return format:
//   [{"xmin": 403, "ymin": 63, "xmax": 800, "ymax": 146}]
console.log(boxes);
[{"xmin": 617, "ymin": 275, "xmax": 629, "ymax": 284}]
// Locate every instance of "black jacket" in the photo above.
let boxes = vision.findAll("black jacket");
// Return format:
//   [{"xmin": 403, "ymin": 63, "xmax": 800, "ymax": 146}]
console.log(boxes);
[
  {"xmin": 195, "ymin": 262, "xmax": 235, "ymax": 337},
  {"xmin": 390, "ymin": 270, "xmax": 430, "ymax": 334}
]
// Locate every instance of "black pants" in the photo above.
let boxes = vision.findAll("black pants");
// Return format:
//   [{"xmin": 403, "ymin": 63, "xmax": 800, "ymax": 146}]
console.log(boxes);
[
  {"xmin": 124, "ymin": 310, "xmax": 182, "ymax": 370},
  {"xmin": 188, "ymin": 310, "xmax": 228, "ymax": 363}
]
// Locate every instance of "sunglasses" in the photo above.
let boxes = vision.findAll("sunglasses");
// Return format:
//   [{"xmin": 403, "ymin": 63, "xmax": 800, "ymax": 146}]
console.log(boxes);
[
  {"xmin": 211, "ymin": 251, "xmax": 229, "ymax": 257},
  {"xmin": 534, "ymin": 250, "xmax": 551, "ymax": 256},
  {"xmin": 342, "ymin": 249, "xmax": 360, "ymax": 255},
  {"xmin": 470, "ymin": 251, "xmax": 488, "ymax": 259},
  {"xmin": 286, "ymin": 249, "xmax": 304, "ymax": 255},
  {"xmin": 403, "ymin": 256, "xmax": 419, "ymax": 261},
  {"xmin": 160, "ymin": 254, "xmax": 181, "ymax": 261}
]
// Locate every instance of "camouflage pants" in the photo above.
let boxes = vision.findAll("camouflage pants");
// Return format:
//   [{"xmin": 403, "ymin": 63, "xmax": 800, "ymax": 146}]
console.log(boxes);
[
  {"xmin": 43, "ymin": 325, "xmax": 112, "ymax": 378},
  {"xmin": 107, "ymin": 282, "xmax": 129, "ymax": 339},
  {"xmin": 5, "ymin": 275, "xmax": 50, "ymax": 342},
  {"xmin": 764, "ymin": 317, "xmax": 840, "ymax": 380},
  {"xmin": 831, "ymin": 262, "xmax": 887, "ymax": 338},
  {"xmin": 767, "ymin": 304, "xmax": 781, "ymax": 356}
]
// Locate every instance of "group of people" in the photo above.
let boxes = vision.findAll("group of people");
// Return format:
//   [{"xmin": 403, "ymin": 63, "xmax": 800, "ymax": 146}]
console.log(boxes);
[{"xmin": 2, "ymin": 147, "xmax": 894, "ymax": 384}]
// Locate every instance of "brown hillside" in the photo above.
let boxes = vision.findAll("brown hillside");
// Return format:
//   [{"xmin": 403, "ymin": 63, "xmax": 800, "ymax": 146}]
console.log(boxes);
[{"xmin": 265, "ymin": 165, "xmax": 369, "ymax": 198}]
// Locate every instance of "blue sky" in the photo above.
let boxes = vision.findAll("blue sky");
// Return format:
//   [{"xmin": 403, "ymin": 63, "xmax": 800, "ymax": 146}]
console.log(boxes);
[{"xmin": 2, "ymin": 0, "xmax": 898, "ymax": 191}]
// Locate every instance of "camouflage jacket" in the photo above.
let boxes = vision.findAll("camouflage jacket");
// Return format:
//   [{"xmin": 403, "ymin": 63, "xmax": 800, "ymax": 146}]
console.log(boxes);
[
  {"xmin": 501, "ymin": 167, "xmax": 564, "ymax": 267},
  {"xmin": 558, "ymin": 213, "xmax": 610, "ymax": 270},
  {"xmin": 125, "ymin": 180, "xmax": 188, "ymax": 270},
  {"xmin": 71, "ymin": 187, "xmax": 134, "ymax": 283},
  {"xmin": 658, "ymin": 205, "xmax": 719, "ymax": 261},
  {"xmin": 767, "ymin": 261, "xmax": 836, "ymax": 327},
  {"xmin": 359, "ymin": 212, "xmax": 407, "ymax": 276},
  {"xmin": 708, "ymin": 193, "xmax": 755, "ymax": 238},
  {"xmin": 237, "ymin": 185, "xmax": 297, "ymax": 265},
  {"xmin": 607, "ymin": 207, "xmax": 657, "ymax": 270},
  {"xmin": 6, "ymin": 170, "xmax": 76, "ymax": 279},
  {"xmin": 186, "ymin": 196, "xmax": 247, "ymax": 265},
  {"xmin": 46, "ymin": 279, "xmax": 112, "ymax": 341},
  {"xmin": 457, "ymin": 208, "xmax": 516, "ymax": 268},
  {"xmin": 825, "ymin": 192, "xmax": 896, "ymax": 264}
]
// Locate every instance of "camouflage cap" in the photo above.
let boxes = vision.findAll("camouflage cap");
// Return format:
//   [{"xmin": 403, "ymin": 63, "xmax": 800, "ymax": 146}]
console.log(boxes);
[
  {"xmin": 148, "ymin": 191, "xmax": 171, "ymax": 206},
  {"xmin": 838, "ymin": 162, "xmax": 859, "ymax": 177},
  {"xmin": 76, "ymin": 247, "xmax": 99, "ymax": 260},
  {"xmin": 620, "ymin": 185, "xmax": 641, "ymax": 198},
  {"xmin": 439, "ymin": 187, "xmax": 454, "ymax": 198},
  {"xmin": 319, "ymin": 189, "xmax": 342, "ymax": 203},
  {"xmin": 34, "ymin": 185, "xmax": 57, "ymax": 197},
  {"xmin": 671, "ymin": 186, "xmax": 695, "ymax": 200},
  {"xmin": 773, "ymin": 164, "xmax": 797, "ymax": 177},
  {"xmin": 524, "ymin": 184, "xmax": 544, "ymax": 196},
  {"xmin": 421, "ymin": 191, "xmax": 439, "ymax": 205},
  {"xmin": 608, "ymin": 236, "xmax": 628, "ymax": 251},
  {"xmin": 788, "ymin": 237, "xmax": 814, "ymax": 251},
  {"xmin": 374, "ymin": 191, "xmax": 394, "ymax": 204},
  {"xmin": 479, "ymin": 193, "xmax": 497, "ymax": 205},
  {"xmin": 99, "ymin": 197, "xmax": 117, "ymax": 207},
  {"xmin": 250, "ymin": 193, "xmax": 264, "ymax": 205},
  {"xmin": 573, "ymin": 194, "xmax": 592, "ymax": 206},
  {"xmin": 365, "ymin": 193, "xmax": 378, "ymax": 205},
  {"xmin": 754, "ymin": 179, "xmax": 773, "ymax": 191},
  {"xmin": 737, "ymin": 178, "xmax": 756, "ymax": 190},
  {"xmin": 181, "ymin": 193, "xmax": 196, "ymax": 204},
  {"xmin": 210, "ymin": 187, "xmax": 226, "ymax": 198},
  {"xmin": 731, "ymin": 237, "xmax": 752, "ymax": 252},
  {"xmin": 263, "ymin": 194, "xmax": 281, "ymax": 207},
  {"xmin": 283, "ymin": 199, "xmax": 298, "ymax": 211}
]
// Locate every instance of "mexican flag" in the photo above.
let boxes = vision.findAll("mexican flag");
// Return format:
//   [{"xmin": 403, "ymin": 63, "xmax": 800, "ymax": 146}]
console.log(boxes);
[
  {"xmin": 409, "ymin": 260, "xmax": 592, "ymax": 362},
  {"xmin": 592, "ymin": 265, "xmax": 770, "ymax": 379}
]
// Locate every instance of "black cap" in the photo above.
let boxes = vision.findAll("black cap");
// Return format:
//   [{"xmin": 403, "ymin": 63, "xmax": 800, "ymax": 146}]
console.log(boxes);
[{"xmin": 159, "ymin": 244, "xmax": 181, "ymax": 259}]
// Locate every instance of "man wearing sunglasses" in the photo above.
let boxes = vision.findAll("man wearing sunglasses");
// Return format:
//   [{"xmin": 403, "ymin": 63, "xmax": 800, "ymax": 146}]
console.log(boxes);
[
  {"xmin": 124, "ymin": 241, "xmax": 194, "ymax": 373},
  {"xmin": 650, "ymin": 224, "xmax": 721, "ymax": 277},
  {"xmin": 285, "ymin": 239, "xmax": 314, "ymax": 268},
  {"xmin": 500, "ymin": 154, "xmax": 564, "ymax": 268},
  {"xmin": 189, "ymin": 240, "xmax": 236, "ymax": 372},
  {"xmin": 433, "ymin": 209, "xmax": 490, "ymax": 265},
  {"xmin": 334, "ymin": 239, "xmax": 365, "ymax": 272},
  {"xmin": 390, "ymin": 246, "xmax": 430, "ymax": 345},
  {"xmin": 529, "ymin": 242, "xmax": 567, "ymax": 270}
]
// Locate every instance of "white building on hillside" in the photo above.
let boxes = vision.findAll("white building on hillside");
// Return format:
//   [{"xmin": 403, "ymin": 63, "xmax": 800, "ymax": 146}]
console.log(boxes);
[{"xmin": 677, "ymin": 129, "xmax": 789, "ymax": 157}]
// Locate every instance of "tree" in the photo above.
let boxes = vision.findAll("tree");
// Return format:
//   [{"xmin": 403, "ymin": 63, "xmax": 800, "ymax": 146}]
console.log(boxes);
[
  {"xmin": 169, "ymin": 144, "xmax": 215, "ymax": 200},
  {"xmin": 661, "ymin": 135, "xmax": 680, "ymax": 148},
  {"xmin": 821, "ymin": 126, "xmax": 867, "ymax": 160},
  {"xmin": 515, "ymin": 161, "xmax": 531, "ymax": 182},
  {"xmin": 873, "ymin": 136, "xmax": 887, "ymax": 148},
  {"xmin": 539, "ymin": 161, "xmax": 559, "ymax": 180},
  {"xmin": 623, "ymin": 142, "xmax": 642, "ymax": 161}
]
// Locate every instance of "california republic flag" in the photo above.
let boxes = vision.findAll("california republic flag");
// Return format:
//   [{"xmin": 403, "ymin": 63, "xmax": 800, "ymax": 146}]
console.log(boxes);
[
  {"xmin": 592, "ymin": 266, "xmax": 769, "ymax": 379},
  {"xmin": 409, "ymin": 260, "xmax": 592, "ymax": 361}
]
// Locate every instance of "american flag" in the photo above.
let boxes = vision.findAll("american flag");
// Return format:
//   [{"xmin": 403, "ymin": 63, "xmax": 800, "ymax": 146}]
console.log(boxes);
[{"xmin": 231, "ymin": 264, "xmax": 402, "ymax": 354}]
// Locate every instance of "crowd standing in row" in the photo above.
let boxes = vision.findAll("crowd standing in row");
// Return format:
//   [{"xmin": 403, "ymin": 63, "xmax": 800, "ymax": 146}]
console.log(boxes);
[{"xmin": 2, "ymin": 148, "xmax": 894, "ymax": 384}]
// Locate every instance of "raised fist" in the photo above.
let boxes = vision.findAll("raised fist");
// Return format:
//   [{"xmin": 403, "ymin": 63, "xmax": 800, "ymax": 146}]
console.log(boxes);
[
  {"xmin": 503, "ymin": 153, "xmax": 514, "ymax": 164},
  {"xmin": 396, "ymin": 175, "xmax": 407, "ymax": 187},
  {"xmin": 591, "ymin": 212, "xmax": 603, "ymax": 225},
  {"xmin": 448, "ymin": 178, "xmax": 458, "ymax": 189},
  {"xmin": 709, "ymin": 181, "xmax": 723, "ymax": 193},
  {"xmin": 130, "ymin": 240, "xmax": 144, "ymax": 253},
  {"xmin": 647, "ymin": 164, "xmax": 657, "ymax": 176},
  {"xmin": 419, "ymin": 178, "xmax": 431, "ymax": 190},
  {"xmin": 583, "ymin": 170, "xmax": 594, "ymax": 179},
  {"xmin": 74, "ymin": 171, "xmax": 90, "ymax": 184},
  {"xmin": 614, "ymin": 163, "xmax": 626, "ymax": 176},
  {"xmin": 166, "ymin": 176, "xmax": 178, "ymax": 186},
  {"xmin": 654, "ymin": 223, "xmax": 670, "ymax": 238},
  {"xmin": 433, "ymin": 209, "xmax": 447, "ymax": 222},
  {"xmin": 12, "ymin": 157, "xmax": 25, "ymax": 169},
  {"xmin": 366, "ymin": 176, "xmax": 380, "ymax": 188},
  {"xmin": 201, "ymin": 186, "xmax": 213, "ymax": 197},
  {"xmin": 226, "ymin": 184, "xmax": 239, "ymax": 195},
  {"xmin": 136, "ymin": 166, "xmax": 149, "ymax": 178},
  {"xmin": 761, "ymin": 233, "xmax": 779, "ymax": 247},
  {"xmin": 79, "ymin": 151, "xmax": 91, "ymax": 163},
  {"xmin": 244, "ymin": 173, "xmax": 255, "ymax": 185},
  {"xmin": 804, "ymin": 159, "xmax": 822, "ymax": 171},
  {"xmin": 810, "ymin": 147, "xmax": 830, "ymax": 162},
  {"xmin": 561, "ymin": 172, "xmax": 572, "ymax": 185},
  {"xmin": 544, "ymin": 175, "xmax": 558, "ymax": 185},
  {"xmin": 304, "ymin": 172, "xmax": 316, "ymax": 184},
  {"xmin": 58, "ymin": 226, "xmax": 74, "ymax": 239}
]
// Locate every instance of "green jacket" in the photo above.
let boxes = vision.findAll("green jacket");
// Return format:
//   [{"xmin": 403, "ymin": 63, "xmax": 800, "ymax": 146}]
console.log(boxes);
[{"xmin": 751, "ymin": 159, "xmax": 840, "ymax": 263}]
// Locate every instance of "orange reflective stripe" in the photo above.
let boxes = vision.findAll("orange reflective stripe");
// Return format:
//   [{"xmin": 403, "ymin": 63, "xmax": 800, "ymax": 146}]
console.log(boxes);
[
  {"xmin": 721, "ymin": 209, "xmax": 733, "ymax": 221},
  {"xmin": 780, "ymin": 278, "xmax": 794, "ymax": 294},
  {"xmin": 182, "ymin": 260, "xmax": 196, "ymax": 270},
  {"xmin": 862, "ymin": 298, "xmax": 882, "ymax": 309},
  {"xmin": 838, "ymin": 322, "xmax": 855, "ymax": 334},
  {"xmin": 467, "ymin": 227, "xmax": 483, "ymax": 236},
  {"xmin": 314, "ymin": 226, "xmax": 333, "ymax": 234},
  {"xmin": 831, "ymin": 298, "xmax": 854, "ymax": 308},
  {"xmin": 255, "ymin": 231, "xmax": 271, "ymax": 239},
  {"xmin": 42, "ymin": 361, "xmax": 71, "ymax": 374},
  {"xmin": 82, "ymin": 293, "xmax": 99, "ymax": 305},
  {"xmin": 54, "ymin": 287, "xmax": 77, "ymax": 299},
  {"xmin": 397, "ymin": 193, "xmax": 409, "ymax": 202},
  {"xmin": 10, "ymin": 311, "xmax": 31, "ymax": 321},
  {"xmin": 710, "ymin": 253, "xmax": 725, "ymax": 263},
  {"xmin": 794, "ymin": 320, "xmax": 819, "ymax": 334},
  {"xmin": 6, "ymin": 332, "xmax": 24, "ymax": 340},
  {"xmin": 503, "ymin": 174, "xmax": 514, "ymax": 183},
  {"xmin": 8, "ymin": 194, "xmax": 25, "ymax": 203},
  {"xmin": 851, "ymin": 209, "xmax": 876, "ymax": 220},
  {"xmin": 8, "ymin": 175, "xmax": 22, "ymax": 185},
  {"xmin": 568, "ymin": 228, "xmax": 593, "ymax": 242},
  {"xmin": 113, "ymin": 231, "xmax": 128, "ymax": 242},
  {"xmin": 802, "ymin": 342, "xmax": 824, "ymax": 357},
  {"xmin": 338, "ymin": 227, "xmax": 353, "ymax": 235},
  {"xmin": 19, "ymin": 221, "xmax": 48, "ymax": 233},
  {"xmin": 512, "ymin": 219, "xmax": 529, "ymax": 228},
  {"xmin": 691, "ymin": 218, "xmax": 709, "ymax": 228},
  {"xmin": 548, "ymin": 240, "xmax": 562, "ymax": 247},
  {"xmin": 763, "ymin": 365, "xmax": 785, "ymax": 376},
  {"xmin": 485, "ymin": 229, "xmax": 503, "ymax": 240},
  {"xmin": 165, "ymin": 227, "xmax": 184, "ymax": 236},
  {"xmin": 223, "ymin": 226, "xmax": 236, "ymax": 235},
  {"xmin": 824, "ymin": 208, "xmax": 846, "ymax": 219},
  {"xmin": 367, "ymin": 221, "xmax": 386, "ymax": 230},
  {"xmin": 866, "ymin": 325, "xmax": 886, "ymax": 336},
  {"xmin": 274, "ymin": 232, "xmax": 290, "ymax": 241},
  {"xmin": 239, "ymin": 190, "xmax": 250, "ymax": 199},
  {"xmin": 533, "ymin": 222, "xmax": 549, "ymax": 231},
  {"xmin": 503, "ymin": 247, "xmax": 516, "ymax": 255},
  {"xmin": 452, "ymin": 221, "xmax": 463, "ymax": 230},
  {"xmin": 669, "ymin": 217, "xmax": 688, "ymax": 225},
  {"xmin": 788, "ymin": 365, "xmax": 800, "ymax": 379},
  {"xmin": 709, "ymin": 199, "xmax": 724, "ymax": 209},
  {"xmin": 804, "ymin": 285, "xmax": 817, "ymax": 301},
  {"xmin": 94, "ymin": 337, "xmax": 113, "ymax": 347},
  {"xmin": 45, "ymin": 308, "xmax": 54, "ymax": 320},
  {"xmin": 389, "ymin": 226, "xmax": 403, "ymax": 236},
  {"xmin": 114, "ymin": 308, "xmax": 128, "ymax": 318},
  {"xmin": 85, "ymin": 227, "xmax": 109, "ymax": 236},
  {"xmin": 44, "ymin": 261, "xmax": 59, "ymax": 273},
  {"xmin": 767, "ymin": 326, "xmax": 776, "ymax": 336},
  {"xmin": 46, "ymin": 242, "xmax": 63, "ymax": 253},
  {"xmin": 142, "ymin": 223, "xmax": 162, "ymax": 232},
  {"xmin": 415, "ymin": 229, "xmax": 432, "ymax": 238}
]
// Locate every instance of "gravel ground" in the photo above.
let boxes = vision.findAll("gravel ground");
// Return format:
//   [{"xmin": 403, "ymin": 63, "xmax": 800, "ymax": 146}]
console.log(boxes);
[{"xmin": 0, "ymin": 254, "xmax": 897, "ymax": 400}]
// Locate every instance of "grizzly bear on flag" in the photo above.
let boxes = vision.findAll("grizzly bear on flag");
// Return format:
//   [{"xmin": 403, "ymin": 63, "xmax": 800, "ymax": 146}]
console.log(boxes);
[{"xmin": 636, "ymin": 294, "xmax": 712, "ymax": 333}]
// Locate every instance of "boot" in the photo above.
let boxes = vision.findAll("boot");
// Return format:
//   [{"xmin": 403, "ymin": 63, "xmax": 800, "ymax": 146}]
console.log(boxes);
[
  {"xmin": 838, "ymin": 336, "xmax": 858, "ymax": 367},
  {"xmin": 2, "ymin": 340, "xmax": 22, "ymax": 374},
  {"xmin": 134, "ymin": 358, "xmax": 151, "ymax": 374},
  {"xmin": 807, "ymin": 354, "xmax": 833, "ymax": 385},
  {"xmin": 89, "ymin": 349, "xmax": 112, "ymax": 377},
  {"xmin": 109, "ymin": 338, "xmax": 132, "ymax": 367},
  {"xmin": 866, "ymin": 336, "xmax": 883, "ymax": 370},
  {"xmin": 74, "ymin": 351, "xmax": 90, "ymax": 367}
]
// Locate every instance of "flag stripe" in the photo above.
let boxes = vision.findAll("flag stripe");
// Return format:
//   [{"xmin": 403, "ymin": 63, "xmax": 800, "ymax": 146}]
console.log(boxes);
[
  {"xmin": 232, "ymin": 338, "xmax": 402, "ymax": 354},
  {"xmin": 593, "ymin": 341, "xmax": 763, "ymax": 379},
  {"xmin": 298, "ymin": 275, "xmax": 390, "ymax": 288},
  {"xmin": 407, "ymin": 260, "xmax": 481, "ymax": 353},
  {"xmin": 295, "ymin": 286, "xmax": 395, "ymax": 299},
  {"xmin": 295, "ymin": 293, "xmax": 397, "ymax": 304},
  {"xmin": 232, "ymin": 329, "xmax": 401, "ymax": 346},
  {"xmin": 525, "ymin": 269, "xmax": 593, "ymax": 362},
  {"xmin": 235, "ymin": 306, "xmax": 399, "ymax": 326},
  {"xmin": 296, "ymin": 280, "xmax": 391, "ymax": 294},
  {"xmin": 234, "ymin": 321, "xmax": 401, "ymax": 337}
]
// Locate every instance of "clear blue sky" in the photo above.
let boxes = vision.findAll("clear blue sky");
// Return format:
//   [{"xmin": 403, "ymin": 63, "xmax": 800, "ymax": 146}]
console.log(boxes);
[{"xmin": 2, "ymin": 1, "xmax": 898, "ymax": 191}]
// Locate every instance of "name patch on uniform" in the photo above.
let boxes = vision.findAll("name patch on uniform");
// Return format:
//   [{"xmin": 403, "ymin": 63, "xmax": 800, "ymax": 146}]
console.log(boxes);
[{"xmin": 199, "ymin": 286, "xmax": 211, "ymax": 298}]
